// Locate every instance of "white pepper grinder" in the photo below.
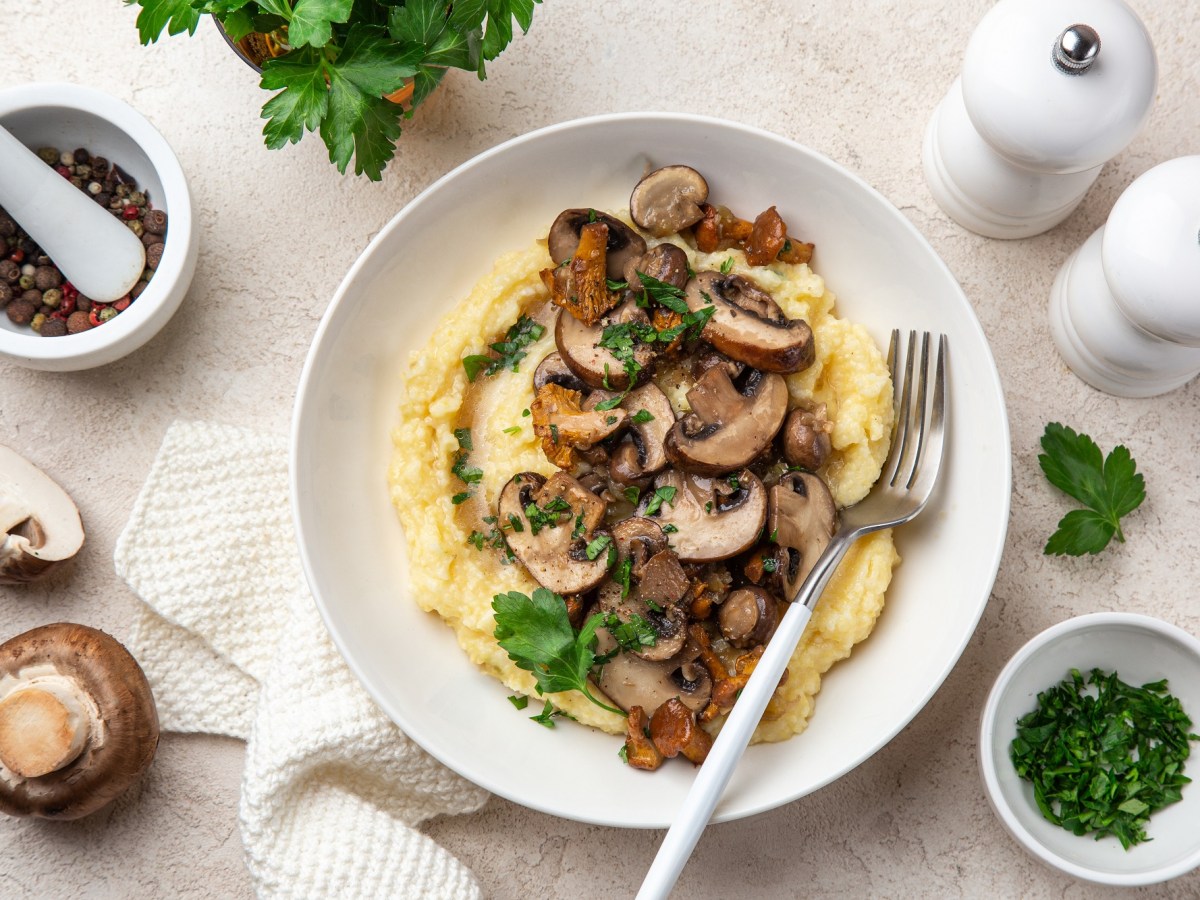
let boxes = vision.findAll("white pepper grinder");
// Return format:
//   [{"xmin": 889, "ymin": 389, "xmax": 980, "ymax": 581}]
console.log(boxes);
[
  {"xmin": 922, "ymin": 0, "xmax": 1157, "ymax": 239},
  {"xmin": 1050, "ymin": 156, "xmax": 1200, "ymax": 397}
]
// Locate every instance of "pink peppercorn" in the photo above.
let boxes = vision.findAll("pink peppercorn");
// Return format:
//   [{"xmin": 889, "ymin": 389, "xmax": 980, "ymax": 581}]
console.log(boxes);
[
  {"xmin": 54, "ymin": 165, "xmax": 71, "ymax": 178},
  {"xmin": 122, "ymin": 205, "xmax": 140, "ymax": 220},
  {"xmin": 114, "ymin": 296, "xmax": 131, "ymax": 311}
]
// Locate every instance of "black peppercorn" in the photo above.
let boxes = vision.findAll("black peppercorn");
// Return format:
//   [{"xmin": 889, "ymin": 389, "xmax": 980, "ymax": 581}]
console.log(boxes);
[
  {"xmin": 73, "ymin": 147, "xmax": 89, "ymax": 164},
  {"xmin": 0, "ymin": 214, "xmax": 14, "ymax": 238},
  {"xmin": 6, "ymin": 298, "xmax": 36, "ymax": 325},
  {"xmin": 39, "ymin": 316, "xmax": 67, "ymax": 337},
  {"xmin": 94, "ymin": 192, "xmax": 111, "ymax": 208},
  {"xmin": 90, "ymin": 156, "xmax": 109, "ymax": 177}
]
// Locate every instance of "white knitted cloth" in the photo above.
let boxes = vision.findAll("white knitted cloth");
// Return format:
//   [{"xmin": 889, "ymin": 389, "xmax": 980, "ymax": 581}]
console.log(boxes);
[{"xmin": 114, "ymin": 420, "xmax": 490, "ymax": 899}]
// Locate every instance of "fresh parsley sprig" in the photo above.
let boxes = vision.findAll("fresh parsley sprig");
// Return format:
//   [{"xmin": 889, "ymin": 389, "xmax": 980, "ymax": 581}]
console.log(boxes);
[
  {"xmin": 1011, "ymin": 668, "xmax": 1198, "ymax": 849},
  {"xmin": 492, "ymin": 588, "xmax": 624, "ymax": 717},
  {"xmin": 1038, "ymin": 423, "xmax": 1145, "ymax": 556},
  {"xmin": 130, "ymin": 0, "xmax": 543, "ymax": 180}
]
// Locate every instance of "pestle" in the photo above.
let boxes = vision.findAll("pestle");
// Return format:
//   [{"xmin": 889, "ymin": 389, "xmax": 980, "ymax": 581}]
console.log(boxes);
[{"xmin": 0, "ymin": 124, "xmax": 145, "ymax": 303}]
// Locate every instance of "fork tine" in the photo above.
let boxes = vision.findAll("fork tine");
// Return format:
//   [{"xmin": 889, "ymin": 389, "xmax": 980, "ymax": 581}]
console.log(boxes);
[
  {"xmin": 908, "ymin": 334, "xmax": 948, "ymax": 501},
  {"xmin": 882, "ymin": 330, "xmax": 916, "ymax": 486},
  {"xmin": 904, "ymin": 333, "xmax": 932, "ymax": 489}
]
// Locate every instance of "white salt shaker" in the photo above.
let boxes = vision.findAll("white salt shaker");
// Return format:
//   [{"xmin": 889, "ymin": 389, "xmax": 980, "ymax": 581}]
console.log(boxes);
[
  {"xmin": 1049, "ymin": 157, "xmax": 1200, "ymax": 397},
  {"xmin": 923, "ymin": 0, "xmax": 1157, "ymax": 239}
]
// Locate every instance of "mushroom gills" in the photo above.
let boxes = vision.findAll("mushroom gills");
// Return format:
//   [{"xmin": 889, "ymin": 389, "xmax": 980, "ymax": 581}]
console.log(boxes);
[
  {"xmin": 642, "ymin": 469, "xmax": 766, "ymax": 563},
  {"xmin": 0, "ymin": 445, "xmax": 85, "ymax": 584},
  {"xmin": 767, "ymin": 471, "xmax": 838, "ymax": 601}
]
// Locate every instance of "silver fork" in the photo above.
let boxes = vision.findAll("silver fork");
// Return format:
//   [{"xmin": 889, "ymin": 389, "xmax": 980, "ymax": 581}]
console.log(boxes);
[{"xmin": 637, "ymin": 330, "xmax": 948, "ymax": 900}]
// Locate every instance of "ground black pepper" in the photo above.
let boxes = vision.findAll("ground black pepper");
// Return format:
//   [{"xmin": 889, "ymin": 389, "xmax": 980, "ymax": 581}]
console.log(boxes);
[{"xmin": 0, "ymin": 145, "xmax": 167, "ymax": 337}]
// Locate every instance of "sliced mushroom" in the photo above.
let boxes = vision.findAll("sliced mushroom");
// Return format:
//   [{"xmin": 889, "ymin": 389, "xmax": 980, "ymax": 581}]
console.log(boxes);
[
  {"xmin": 610, "ymin": 517, "xmax": 668, "ymax": 578},
  {"xmin": 623, "ymin": 242, "xmax": 690, "ymax": 292},
  {"xmin": 641, "ymin": 468, "xmax": 766, "ymax": 563},
  {"xmin": 781, "ymin": 403, "xmax": 833, "ymax": 471},
  {"xmin": 589, "ymin": 382, "xmax": 674, "ymax": 486},
  {"xmin": 554, "ymin": 300, "xmax": 656, "ymax": 391},
  {"xmin": 598, "ymin": 549, "xmax": 691, "ymax": 662},
  {"xmin": 685, "ymin": 271, "xmax": 815, "ymax": 373},
  {"xmin": 0, "ymin": 445, "xmax": 85, "ymax": 584},
  {"xmin": 629, "ymin": 166, "xmax": 710, "ymax": 237},
  {"xmin": 498, "ymin": 472, "xmax": 612, "ymax": 595},
  {"xmin": 0, "ymin": 623, "xmax": 159, "ymax": 820},
  {"xmin": 547, "ymin": 208, "xmax": 646, "ymax": 281},
  {"xmin": 718, "ymin": 585, "xmax": 782, "ymax": 649},
  {"xmin": 533, "ymin": 351, "xmax": 589, "ymax": 394},
  {"xmin": 595, "ymin": 627, "xmax": 712, "ymax": 716},
  {"xmin": 664, "ymin": 365, "xmax": 788, "ymax": 476},
  {"xmin": 767, "ymin": 471, "xmax": 838, "ymax": 601}
]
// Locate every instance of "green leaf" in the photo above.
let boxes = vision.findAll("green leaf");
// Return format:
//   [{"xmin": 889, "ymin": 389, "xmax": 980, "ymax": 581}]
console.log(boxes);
[
  {"xmin": 388, "ymin": 0, "xmax": 449, "ymax": 44},
  {"xmin": 287, "ymin": 0, "xmax": 353, "ymax": 48},
  {"xmin": 321, "ymin": 67, "xmax": 402, "ymax": 180},
  {"xmin": 492, "ymin": 589, "xmax": 624, "ymax": 716},
  {"xmin": 331, "ymin": 23, "xmax": 422, "ymax": 97},
  {"xmin": 481, "ymin": 0, "xmax": 540, "ymax": 61},
  {"xmin": 130, "ymin": 0, "xmax": 202, "ymax": 44},
  {"xmin": 219, "ymin": 8, "xmax": 258, "ymax": 41},
  {"xmin": 1038, "ymin": 423, "xmax": 1145, "ymax": 556},
  {"xmin": 259, "ymin": 47, "xmax": 329, "ymax": 148},
  {"xmin": 255, "ymin": 0, "xmax": 294, "ymax": 19}
]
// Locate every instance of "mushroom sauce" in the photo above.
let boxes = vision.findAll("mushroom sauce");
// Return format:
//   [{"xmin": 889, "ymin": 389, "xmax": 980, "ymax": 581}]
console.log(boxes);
[{"xmin": 389, "ymin": 167, "xmax": 898, "ymax": 763}]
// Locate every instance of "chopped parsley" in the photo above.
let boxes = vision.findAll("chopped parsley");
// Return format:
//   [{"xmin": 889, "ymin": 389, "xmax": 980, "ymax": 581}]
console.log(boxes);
[
  {"xmin": 507, "ymin": 695, "xmax": 529, "ymax": 710},
  {"xmin": 634, "ymin": 272, "xmax": 689, "ymax": 313},
  {"xmin": 631, "ymin": 409, "xmax": 654, "ymax": 424},
  {"xmin": 451, "ymin": 492, "xmax": 471, "ymax": 505},
  {"xmin": 761, "ymin": 557, "xmax": 778, "ymax": 574},
  {"xmin": 1011, "ymin": 668, "xmax": 1198, "ymax": 849},
  {"xmin": 661, "ymin": 523, "xmax": 679, "ymax": 534},
  {"xmin": 720, "ymin": 257, "xmax": 735, "ymax": 274},
  {"xmin": 642, "ymin": 485, "xmax": 677, "ymax": 516},
  {"xmin": 585, "ymin": 533, "xmax": 613, "ymax": 561},
  {"xmin": 524, "ymin": 495, "xmax": 572, "ymax": 535},
  {"xmin": 622, "ymin": 485, "xmax": 641, "ymax": 505},
  {"xmin": 600, "ymin": 611, "xmax": 659, "ymax": 654},
  {"xmin": 613, "ymin": 555, "xmax": 633, "ymax": 598},
  {"xmin": 530, "ymin": 700, "xmax": 566, "ymax": 729},
  {"xmin": 451, "ymin": 452, "xmax": 483, "ymax": 485},
  {"xmin": 453, "ymin": 428, "xmax": 473, "ymax": 450},
  {"xmin": 462, "ymin": 315, "xmax": 546, "ymax": 382},
  {"xmin": 502, "ymin": 425, "xmax": 522, "ymax": 435}
]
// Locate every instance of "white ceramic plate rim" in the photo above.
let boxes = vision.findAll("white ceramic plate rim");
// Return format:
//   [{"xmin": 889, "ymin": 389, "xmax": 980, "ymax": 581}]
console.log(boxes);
[
  {"xmin": 292, "ymin": 112, "xmax": 1012, "ymax": 827},
  {"xmin": 979, "ymin": 612, "xmax": 1200, "ymax": 886}
]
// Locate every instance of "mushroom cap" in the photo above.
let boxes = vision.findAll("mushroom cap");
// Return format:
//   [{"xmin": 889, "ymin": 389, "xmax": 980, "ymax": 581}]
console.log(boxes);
[
  {"xmin": 589, "ymin": 381, "xmax": 675, "ymax": 481},
  {"xmin": 610, "ymin": 517, "xmax": 669, "ymax": 578},
  {"xmin": 718, "ymin": 585, "xmax": 782, "ymax": 649},
  {"xmin": 664, "ymin": 365, "xmax": 788, "ymax": 476},
  {"xmin": 641, "ymin": 469, "xmax": 767, "ymax": 563},
  {"xmin": 554, "ymin": 301, "xmax": 656, "ymax": 391},
  {"xmin": 0, "ymin": 445, "xmax": 85, "ymax": 585},
  {"xmin": 780, "ymin": 404, "xmax": 833, "ymax": 471},
  {"xmin": 0, "ymin": 623, "xmax": 159, "ymax": 820},
  {"xmin": 623, "ymin": 242, "xmax": 690, "ymax": 292},
  {"xmin": 498, "ymin": 472, "xmax": 613, "ymax": 595},
  {"xmin": 547, "ymin": 209, "xmax": 646, "ymax": 281},
  {"xmin": 768, "ymin": 471, "xmax": 838, "ymax": 601},
  {"xmin": 685, "ymin": 271, "xmax": 815, "ymax": 374},
  {"xmin": 629, "ymin": 166, "xmax": 710, "ymax": 237}
]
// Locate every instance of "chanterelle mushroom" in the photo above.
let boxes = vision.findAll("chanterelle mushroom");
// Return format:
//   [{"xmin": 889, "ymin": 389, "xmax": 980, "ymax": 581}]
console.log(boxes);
[
  {"xmin": 0, "ymin": 445, "xmax": 85, "ymax": 585},
  {"xmin": 767, "ymin": 471, "xmax": 838, "ymax": 601},
  {"xmin": 685, "ymin": 271, "xmax": 815, "ymax": 373},
  {"xmin": 0, "ymin": 623, "xmax": 159, "ymax": 820},
  {"xmin": 499, "ymin": 472, "xmax": 612, "ymax": 595},
  {"xmin": 640, "ymin": 468, "xmax": 767, "ymax": 563},
  {"xmin": 629, "ymin": 165, "xmax": 710, "ymax": 237},
  {"xmin": 664, "ymin": 365, "xmax": 788, "ymax": 475}
]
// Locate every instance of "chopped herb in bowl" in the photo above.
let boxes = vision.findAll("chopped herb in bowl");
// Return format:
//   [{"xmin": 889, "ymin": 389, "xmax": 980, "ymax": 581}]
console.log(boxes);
[{"xmin": 1010, "ymin": 667, "xmax": 1199, "ymax": 849}]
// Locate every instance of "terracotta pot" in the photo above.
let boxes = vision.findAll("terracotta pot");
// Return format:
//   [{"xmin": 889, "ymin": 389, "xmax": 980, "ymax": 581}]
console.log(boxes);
[{"xmin": 212, "ymin": 18, "xmax": 416, "ymax": 107}]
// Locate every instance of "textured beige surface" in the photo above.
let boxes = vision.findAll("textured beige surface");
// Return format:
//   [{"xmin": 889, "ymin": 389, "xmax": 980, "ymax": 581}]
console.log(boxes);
[{"xmin": 2, "ymin": 1, "xmax": 1199, "ymax": 897}]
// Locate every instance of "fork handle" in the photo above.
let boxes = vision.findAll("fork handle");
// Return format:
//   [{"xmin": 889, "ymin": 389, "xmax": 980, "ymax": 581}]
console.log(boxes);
[{"xmin": 636, "ymin": 531, "xmax": 855, "ymax": 900}]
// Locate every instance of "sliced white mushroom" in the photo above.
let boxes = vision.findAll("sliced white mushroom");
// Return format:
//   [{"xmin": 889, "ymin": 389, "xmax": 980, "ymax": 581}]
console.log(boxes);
[
  {"xmin": 640, "ymin": 468, "xmax": 767, "ymax": 563},
  {"xmin": 0, "ymin": 445, "xmax": 85, "ymax": 585},
  {"xmin": 686, "ymin": 271, "xmax": 815, "ymax": 373},
  {"xmin": 767, "ymin": 471, "xmax": 838, "ymax": 601}
]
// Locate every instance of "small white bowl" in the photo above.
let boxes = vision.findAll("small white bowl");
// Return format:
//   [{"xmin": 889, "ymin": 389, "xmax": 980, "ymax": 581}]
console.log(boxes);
[
  {"xmin": 981, "ymin": 613, "xmax": 1200, "ymax": 886},
  {"xmin": 0, "ymin": 83, "xmax": 197, "ymax": 371}
]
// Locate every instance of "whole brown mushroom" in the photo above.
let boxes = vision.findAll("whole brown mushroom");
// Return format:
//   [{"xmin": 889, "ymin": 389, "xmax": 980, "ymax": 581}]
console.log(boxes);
[{"xmin": 0, "ymin": 623, "xmax": 159, "ymax": 820}]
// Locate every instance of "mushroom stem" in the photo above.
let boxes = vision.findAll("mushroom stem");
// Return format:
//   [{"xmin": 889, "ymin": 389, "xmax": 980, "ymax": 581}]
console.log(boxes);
[{"xmin": 0, "ymin": 678, "xmax": 93, "ymax": 778}]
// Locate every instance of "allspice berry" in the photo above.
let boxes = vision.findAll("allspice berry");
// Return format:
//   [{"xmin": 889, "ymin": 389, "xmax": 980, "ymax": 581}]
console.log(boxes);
[
  {"xmin": 141, "ymin": 231, "xmax": 164, "ymax": 247},
  {"xmin": 145, "ymin": 243, "xmax": 164, "ymax": 270},
  {"xmin": 0, "ymin": 260, "xmax": 18, "ymax": 283},
  {"xmin": 0, "ymin": 283, "xmax": 12, "ymax": 307},
  {"xmin": 40, "ymin": 317, "xmax": 67, "ymax": 338},
  {"xmin": 6, "ymin": 298, "xmax": 36, "ymax": 325},
  {"xmin": 66, "ymin": 311, "xmax": 92, "ymax": 334},
  {"xmin": 33, "ymin": 266, "xmax": 61, "ymax": 291},
  {"xmin": 142, "ymin": 208, "xmax": 167, "ymax": 235},
  {"xmin": 19, "ymin": 289, "xmax": 42, "ymax": 307}
]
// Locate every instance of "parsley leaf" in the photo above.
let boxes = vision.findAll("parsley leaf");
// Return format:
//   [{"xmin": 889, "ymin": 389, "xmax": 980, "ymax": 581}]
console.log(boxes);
[
  {"xmin": 128, "ymin": 0, "xmax": 202, "ymax": 44},
  {"xmin": 529, "ymin": 699, "xmax": 563, "ymax": 728},
  {"xmin": 287, "ymin": 0, "xmax": 353, "ymax": 49},
  {"xmin": 631, "ymin": 409, "xmax": 654, "ymax": 424},
  {"xmin": 454, "ymin": 428, "xmax": 473, "ymax": 450},
  {"xmin": 259, "ymin": 47, "xmax": 330, "ymax": 149},
  {"xmin": 642, "ymin": 485, "xmax": 677, "ymax": 516},
  {"xmin": 600, "ymin": 612, "xmax": 659, "ymax": 654},
  {"xmin": 1039, "ymin": 423, "xmax": 1145, "ymax": 556},
  {"xmin": 492, "ymin": 588, "xmax": 624, "ymax": 716},
  {"xmin": 507, "ymin": 694, "xmax": 528, "ymax": 710},
  {"xmin": 635, "ymin": 272, "xmax": 689, "ymax": 313}
]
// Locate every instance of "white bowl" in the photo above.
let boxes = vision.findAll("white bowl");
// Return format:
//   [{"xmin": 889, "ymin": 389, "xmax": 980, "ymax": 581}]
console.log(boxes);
[
  {"xmin": 980, "ymin": 613, "xmax": 1200, "ymax": 885},
  {"xmin": 291, "ymin": 113, "xmax": 1012, "ymax": 827},
  {"xmin": 0, "ymin": 83, "xmax": 197, "ymax": 371}
]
